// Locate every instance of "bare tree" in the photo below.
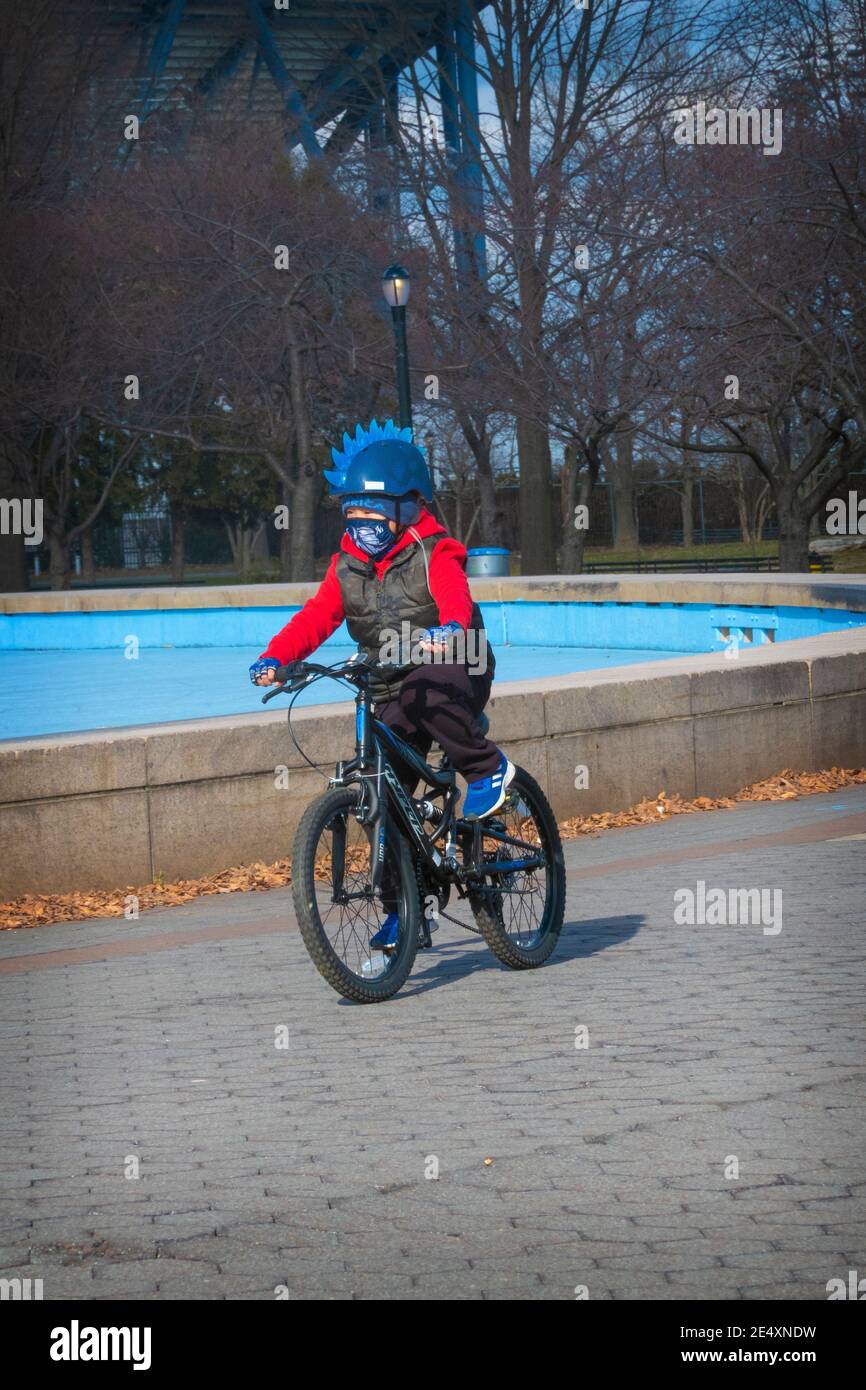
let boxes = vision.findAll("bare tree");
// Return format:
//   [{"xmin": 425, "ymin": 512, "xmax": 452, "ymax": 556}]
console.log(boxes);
[
  {"xmin": 625, "ymin": 1, "xmax": 866, "ymax": 568},
  {"xmin": 97, "ymin": 123, "xmax": 392, "ymax": 580}
]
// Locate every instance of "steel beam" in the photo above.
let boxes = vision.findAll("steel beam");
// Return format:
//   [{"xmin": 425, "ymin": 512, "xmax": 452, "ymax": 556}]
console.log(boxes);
[
  {"xmin": 324, "ymin": 98, "xmax": 372, "ymax": 158},
  {"xmin": 134, "ymin": 0, "xmax": 188, "ymax": 120},
  {"xmin": 306, "ymin": 43, "xmax": 368, "ymax": 121},
  {"xmin": 435, "ymin": 10, "xmax": 470, "ymax": 284},
  {"xmin": 360, "ymin": 96, "xmax": 393, "ymax": 213},
  {"xmin": 385, "ymin": 72, "xmax": 400, "ymax": 146},
  {"xmin": 320, "ymin": 44, "xmax": 406, "ymax": 160},
  {"xmin": 195, "ymin": 35, "xmax": 251, "ymax": 101},
  {"xmin": 454, "ymin": 0, "xmax": 488, "ymax": 282},
  {"xmin": 247, "ymin": 43, "xmax": 263, "ymax": 110},
  {"xmin": 242, "ymin": 0, "xmax": 323, "ymax": 161}
]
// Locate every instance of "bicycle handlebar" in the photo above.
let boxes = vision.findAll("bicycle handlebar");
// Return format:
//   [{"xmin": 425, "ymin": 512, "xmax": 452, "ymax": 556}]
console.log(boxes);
[{"xmin": 260, "ymin": 656, "xmax": 398, "ymax": 704}]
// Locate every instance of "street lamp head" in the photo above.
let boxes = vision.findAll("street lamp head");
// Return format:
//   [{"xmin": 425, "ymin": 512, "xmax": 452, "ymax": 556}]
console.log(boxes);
[{"xmin": 382, "ymin": 263, "xmax": 411, "ymax": 308}]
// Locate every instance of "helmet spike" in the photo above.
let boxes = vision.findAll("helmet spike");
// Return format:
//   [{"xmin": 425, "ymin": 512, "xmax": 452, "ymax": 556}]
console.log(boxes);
[{"xmin": 324, "ymin": 418, "xmax": 429, "ymax": 496}]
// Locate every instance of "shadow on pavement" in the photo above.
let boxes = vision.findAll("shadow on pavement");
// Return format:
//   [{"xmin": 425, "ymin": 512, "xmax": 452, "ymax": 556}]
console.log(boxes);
[
  {"xmin": 557, "ymin": 913, "xmax": 643, "ymax": 958},
  {"xmin": 369, "ymin": 913, "xmax": 642, "ymax": 1001}
]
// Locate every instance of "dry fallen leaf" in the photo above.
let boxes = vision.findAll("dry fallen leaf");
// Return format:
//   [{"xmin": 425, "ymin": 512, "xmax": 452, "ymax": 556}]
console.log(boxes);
[
  {"xmin": 2, "ymin": 767, "xmax": 864, "ymax": 931},
  {"xmin": 557, "ymin": 767, "xmax": 865, "ymax": 839}
]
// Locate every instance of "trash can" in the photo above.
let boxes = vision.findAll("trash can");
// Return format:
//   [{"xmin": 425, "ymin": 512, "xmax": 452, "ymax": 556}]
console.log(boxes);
[{"xmin": 466, "ymin": 546, "xmax": 510, "ymax": 578}]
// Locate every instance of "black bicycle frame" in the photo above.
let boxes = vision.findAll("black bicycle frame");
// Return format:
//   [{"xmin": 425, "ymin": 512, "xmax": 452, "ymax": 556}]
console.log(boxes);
[
  {"xmin": 263, "ymin": 659, "xmax": 545, "ymax": 900},
  {"xmin": 330, "ymin": 683, "xmax": 544, "ymax": 896},
  {"xmin": 328, "ymin": 685, "xmax": 453, "ymax": 894}
]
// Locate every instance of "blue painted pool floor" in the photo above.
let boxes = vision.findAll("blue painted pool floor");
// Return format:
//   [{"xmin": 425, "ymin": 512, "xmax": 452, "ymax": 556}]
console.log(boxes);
[{"xmin": 0, "ymin": 643, "xmax": 685, "ymax": 740}]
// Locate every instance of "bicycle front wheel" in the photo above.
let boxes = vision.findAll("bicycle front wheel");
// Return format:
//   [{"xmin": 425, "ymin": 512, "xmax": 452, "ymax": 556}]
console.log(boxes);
[{"xmin": 291, "ymin": 787, "xmax": 419, "ymax": 1003}]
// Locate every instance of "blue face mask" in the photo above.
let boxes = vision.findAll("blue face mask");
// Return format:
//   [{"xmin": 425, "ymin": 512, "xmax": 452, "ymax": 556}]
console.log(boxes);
[{"xmin": 345, "ymin": 518, "xmax": 395, "ymax": 559}]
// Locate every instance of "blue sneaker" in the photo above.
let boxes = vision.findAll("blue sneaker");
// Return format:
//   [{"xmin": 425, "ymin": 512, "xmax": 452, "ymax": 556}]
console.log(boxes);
[
  {"xmin": 370, "ymin": 912, "xmax": 399, "ymax": 949},
  {"xmin": 463, "ymin": 753, "xmax": 516, "ymax": 820}
]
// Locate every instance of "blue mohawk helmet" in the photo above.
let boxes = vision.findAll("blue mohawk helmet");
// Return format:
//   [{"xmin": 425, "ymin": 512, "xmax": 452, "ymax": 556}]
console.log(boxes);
[{"xmin": 324, "ymin": 418, "xmax": 433, "ymax": 503}]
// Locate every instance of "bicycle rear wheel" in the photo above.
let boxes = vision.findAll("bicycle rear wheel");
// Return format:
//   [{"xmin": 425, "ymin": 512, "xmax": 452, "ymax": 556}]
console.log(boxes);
[
  {"xmin": 292, "ymin": 787, "xmax": 419, "ymax": 1002},
  {"xmin": 468, "ymin": 767, "xmax": 565, "ymax": 969}
]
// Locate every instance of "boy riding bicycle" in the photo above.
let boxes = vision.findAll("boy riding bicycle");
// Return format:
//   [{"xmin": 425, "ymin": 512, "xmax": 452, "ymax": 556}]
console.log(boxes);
[{"xmin": 249, "ymin": 420, "xmax": 515, "ymax": 949}]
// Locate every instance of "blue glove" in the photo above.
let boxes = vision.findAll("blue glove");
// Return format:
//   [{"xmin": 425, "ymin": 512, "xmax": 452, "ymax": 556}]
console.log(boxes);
[
  {"xmin": 420, "ymin": 622, "xmax": 462, "ymax": 646},
  {"xmin": 249, "ymin": 657, "xmax": 281, "ymax": 685}
]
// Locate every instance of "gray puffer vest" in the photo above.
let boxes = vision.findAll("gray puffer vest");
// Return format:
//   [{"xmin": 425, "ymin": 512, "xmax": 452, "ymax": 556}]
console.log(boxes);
[{"xmin": 335, "ymin": 532, "xmax": 493, "ymax": 702}]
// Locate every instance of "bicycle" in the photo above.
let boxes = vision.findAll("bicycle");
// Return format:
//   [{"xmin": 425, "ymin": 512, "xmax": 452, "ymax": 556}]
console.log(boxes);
[{"xmin": 262, "ymin": 655, "xmax": 565, "ymax": 1003}]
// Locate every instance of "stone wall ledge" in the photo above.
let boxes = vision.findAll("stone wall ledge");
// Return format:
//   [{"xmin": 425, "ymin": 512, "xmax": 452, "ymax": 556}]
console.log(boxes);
[
  {"xmin": 2, "ymin": 625, "xmax": 864, "ymax": 897},
  {"xmin": 4, "ymin": 571, "xmax": 866, "ymax": 615}
]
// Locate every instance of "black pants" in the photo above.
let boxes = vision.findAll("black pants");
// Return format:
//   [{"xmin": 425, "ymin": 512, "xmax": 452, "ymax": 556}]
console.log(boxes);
[
  {"xmin": 374, "ymin": 663, "xmax": 500, "ymax": 918},
  {"xmin": 375, "ymin": 661, "xmax": 500, "ymax": 793}
]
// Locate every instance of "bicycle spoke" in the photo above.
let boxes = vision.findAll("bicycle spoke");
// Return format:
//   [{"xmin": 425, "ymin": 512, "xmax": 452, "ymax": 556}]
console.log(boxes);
[
  {"xmin": 479, "ymin": 793, "xmax": 548, "ymax": 948},
  {"xmin": 311, "ymin": 816, "xmax": 401, "ymax": 979}
]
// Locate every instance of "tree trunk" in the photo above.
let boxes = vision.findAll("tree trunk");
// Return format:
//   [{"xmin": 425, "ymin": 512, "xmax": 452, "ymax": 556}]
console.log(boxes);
[
  {"xmin": 755, "ymin": 489, "xmax": 772, "ymax": 542},
  {"xmin": 240, "ymin": 524, "xmax": 265, "ymax": 572},
  {"xmin": 454, "ymin": 482, "xmax": 464, "ymax": 544},
  {"xmin": 680, "ymin": 476, "xmax": 694, "ymax": 547},
  {"xmin": 517, "ymin": 415, "xmax": 555, "ymax": 573},
  {"xmin": 290, "ymin": 463, "xmax": 317, "ymax": 581},
  {"xmin": 288, "ymin": 341, "xmax": 316, "ymax": 581},
  {"xmin": 0, "ymin": 456, "xmax": 29, "ymax": 591},
  {"xmin": 559, "ymin": 443, "xmax": 579, "ymax": 572},
  {"xmin": 454, "ymin": 409, "xmax": 505, "ymax": 548},
  {"xmin": 475, "ymin": 467, "xmax": 504, "ymax": 549},
  {"xmin": 514, "ymin": 242, "xmax": 554, "ymax": 573},
  {"xmin": 432, "ymin": 492, "xmax": 451, "ymax": 533},
  {"xmin": 573, "ymin": 471, "xmax": 594, "ymax": 573},
  {"xmin": 611, "ymin": 432, "xmax": 638, "ymax": 549},
  {"xmin": 170, "ymin": 501, "xmax": 186, "ymax": 583},
  {"xmin": 733, "ymin": 458, "xmax": 767, "ymax": 539},
  {"xmin": 278, "ymin": 480, "xmax": 292, "ymax": 581},
  {"xmin": 80, "ymin": 525, "xmax": 95, "ymax": 583},
  {"xmin": 0, "ymin": 528, "xmax": 28, "ymax": 591},
  {"xmin": 250, "ymin": 523, "xmax": 269, "ymax": 562},
  {"xmin": 776, "ymin": 491, "xmax": 811, "ymax": 571},
  {"xmin": 48, "ymin": 530, "xmax": 70, "ymax": 590},
  {"xmin": 470, "ymin": 429, "xmax": 504, "ymax": 548},
  {"xmin": 464, "ymin": 504, "xmax": 481, "ymax": 547},
  {"xmin": 223, "ymin": 521, "xmax": 241, "ymax": 570}
]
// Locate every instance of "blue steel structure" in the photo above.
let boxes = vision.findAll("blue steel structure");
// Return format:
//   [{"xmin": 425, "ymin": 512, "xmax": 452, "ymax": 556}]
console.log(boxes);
[{"xmin": 90, "ymin": 0, "xmax": 489, "ymax": 282}]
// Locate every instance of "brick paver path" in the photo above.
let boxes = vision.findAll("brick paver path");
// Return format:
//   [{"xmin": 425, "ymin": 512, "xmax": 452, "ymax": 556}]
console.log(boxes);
[{"xmin": 1, "ymin": 787, "xmax": 864, "ymax": 1300}]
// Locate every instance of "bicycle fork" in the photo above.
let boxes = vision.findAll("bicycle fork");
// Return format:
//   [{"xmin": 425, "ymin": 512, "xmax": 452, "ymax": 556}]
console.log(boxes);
[{"xmin": 354, "ymin": 691, "xmax": 389, "ymax": 900}]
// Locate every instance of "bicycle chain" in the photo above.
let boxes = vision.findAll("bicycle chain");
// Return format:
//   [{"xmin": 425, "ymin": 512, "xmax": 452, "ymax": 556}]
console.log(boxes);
[{"xmin": 414, "ymin": 854, "xmax": 484, "ymax": 935}]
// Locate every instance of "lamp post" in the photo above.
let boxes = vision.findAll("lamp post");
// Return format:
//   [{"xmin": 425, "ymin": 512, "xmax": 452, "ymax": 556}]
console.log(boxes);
[{"xmin": 382, "ymin": 263, "xmax": 412, "ymax": 431}]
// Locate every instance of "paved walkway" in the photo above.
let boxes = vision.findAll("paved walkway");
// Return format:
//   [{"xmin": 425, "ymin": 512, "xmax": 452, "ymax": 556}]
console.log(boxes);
[{"xmin": 1, "ymin": 788, "xmax": 864, "ymax": 1301}]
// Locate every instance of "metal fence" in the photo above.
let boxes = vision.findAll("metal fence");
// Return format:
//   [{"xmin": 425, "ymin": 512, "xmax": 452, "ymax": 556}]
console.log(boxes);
[
  {"xmin": 582, "ymin": 554, "xmax": 833, "ymax": 574},
  {"xmin": 120, "ymin": 512, "xmax": 169, "ymax": 569}
]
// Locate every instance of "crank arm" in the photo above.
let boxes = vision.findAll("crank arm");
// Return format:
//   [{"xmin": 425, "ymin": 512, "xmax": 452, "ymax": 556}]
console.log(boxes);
[{"xmin": 475, "ymin": 857, "xmax": 544, "ymax": 875}]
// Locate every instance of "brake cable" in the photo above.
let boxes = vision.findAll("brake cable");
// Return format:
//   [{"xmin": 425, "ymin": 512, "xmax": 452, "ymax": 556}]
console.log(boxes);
[{"xmin": 281, "ymin": 663, "xmax": 359, "ymax": 783}]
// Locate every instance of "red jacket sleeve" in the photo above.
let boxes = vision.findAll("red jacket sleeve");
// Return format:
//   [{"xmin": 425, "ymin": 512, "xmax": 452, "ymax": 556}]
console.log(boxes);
[
  {"xmin": 428, "ymin": 537, "xmax": 474, "ymax": 630},
  {"xmin": 259, "ymin": 555, "xmax": 345, "ymax": 663}
]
